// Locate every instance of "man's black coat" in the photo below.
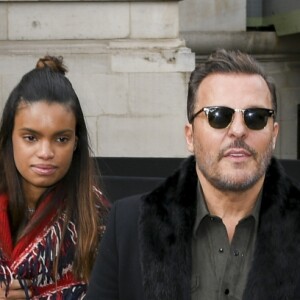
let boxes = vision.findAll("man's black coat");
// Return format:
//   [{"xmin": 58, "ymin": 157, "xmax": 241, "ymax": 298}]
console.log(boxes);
[{"xmin": 86, "ymin": 156, "xmax": 300, "ymax": 300}]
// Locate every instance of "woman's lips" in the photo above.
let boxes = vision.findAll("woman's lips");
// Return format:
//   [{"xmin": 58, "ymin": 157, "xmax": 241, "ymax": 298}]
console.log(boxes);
[{"xmin": 31, "ymin": 164, "xmax": 57, "ymax": 175}]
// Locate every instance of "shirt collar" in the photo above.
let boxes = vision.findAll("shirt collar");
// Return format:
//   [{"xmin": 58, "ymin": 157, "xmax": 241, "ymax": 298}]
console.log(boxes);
[
  {"xmin": 193, "ymin": 182, "xmax": 209, "ymax": 237},
  {"xmin": 193, "ymin": 181, "xmax": 262, "ymax": 237}
]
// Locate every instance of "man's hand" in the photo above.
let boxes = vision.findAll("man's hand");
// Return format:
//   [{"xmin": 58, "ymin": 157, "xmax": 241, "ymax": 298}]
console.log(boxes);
[{"xmin": 0, "ymin": 280, "xmax": 32, "ymax": 299}]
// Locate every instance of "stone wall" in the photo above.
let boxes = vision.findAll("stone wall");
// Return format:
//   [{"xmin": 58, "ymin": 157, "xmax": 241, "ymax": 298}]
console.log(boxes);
[
  {"xmin": 179, "ymin": 0, "xmax": 300, "ymax": 159},
  {"xmin": 179, "ymin": 0, "xmax": 246, "ymax": 32},
  {"xmin": 265, "ymin": 57, "xmax": 300, "ymax": 159},
  {"xmin": 1, "ymin": 0, "xmax": 299, "ymax": 159},
  {"xmin": 0, "ymin": 0, "xmax": 195, "ymax": 158}
]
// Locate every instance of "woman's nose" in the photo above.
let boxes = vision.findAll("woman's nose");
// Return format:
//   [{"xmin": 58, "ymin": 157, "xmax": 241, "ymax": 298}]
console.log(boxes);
[{"xmin": 37, "ymin": 141, "xmax": 54, "ymax": 159}]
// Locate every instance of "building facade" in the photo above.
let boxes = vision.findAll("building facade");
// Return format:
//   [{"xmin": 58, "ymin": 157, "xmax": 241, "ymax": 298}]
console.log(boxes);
[{"xmin": 0, "ymin": 0, "xmax": 299, "ymax": 159}]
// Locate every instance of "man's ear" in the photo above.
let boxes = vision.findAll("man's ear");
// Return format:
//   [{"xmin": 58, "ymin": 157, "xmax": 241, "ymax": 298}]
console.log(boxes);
[
  {"xmin": 272, "ymin": 122, "xmax": 279, "ymax": 150},
  {"xmin": 185, "ymin": 123, "xmax": 194, "ymax": 153}
]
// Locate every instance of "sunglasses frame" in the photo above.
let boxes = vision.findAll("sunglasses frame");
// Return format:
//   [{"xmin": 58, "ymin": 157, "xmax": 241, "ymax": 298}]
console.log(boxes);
[{"xmin": 190, "ymin": 106, "xmax": 275, "ymax": 130}]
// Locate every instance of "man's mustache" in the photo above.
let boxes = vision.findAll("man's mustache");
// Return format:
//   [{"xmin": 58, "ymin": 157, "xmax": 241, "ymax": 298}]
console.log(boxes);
[{"xmin": 219, "ymin": 139, "xmax": 257, "ymax": 159}]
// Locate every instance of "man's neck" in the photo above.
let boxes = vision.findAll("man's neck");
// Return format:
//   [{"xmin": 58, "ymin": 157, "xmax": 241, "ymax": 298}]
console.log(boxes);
[{"xmin": 197, "ymin": 170, "xmax": 264, "ymax": 242}]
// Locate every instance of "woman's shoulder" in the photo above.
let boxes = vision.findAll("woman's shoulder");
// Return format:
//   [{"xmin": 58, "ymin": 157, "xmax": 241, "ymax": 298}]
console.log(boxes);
[{"xmin": 93, "ymin": 187, "xmax": 111, "ymax": 209}]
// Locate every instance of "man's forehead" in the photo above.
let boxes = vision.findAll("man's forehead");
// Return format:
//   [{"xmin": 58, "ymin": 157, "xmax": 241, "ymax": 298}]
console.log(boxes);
[{"xmin": 195, "ymin": 73, "xmax": 272, "ymax": 107}]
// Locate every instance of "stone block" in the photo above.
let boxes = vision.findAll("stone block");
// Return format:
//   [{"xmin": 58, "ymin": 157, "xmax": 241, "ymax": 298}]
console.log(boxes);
[
  {"xmin": 262, "ymin": 61, "xmax": 287, "ymax": 75},
  {"xmin": 0, "ymin": 4, "xmax": 8, "ymax": 40},
  {"xmin": 279, "ymin": 120, "xmax": 298, "ymax": 159},
  {"xmin": 1, "ymin": 74, "xmax": 22, "ymax": 105},
  {"xmin": 130, "ymin": 2, "xmax": 179, "ymax": 38},
  {"xmin": 111, "ymin": 46, "xmax": 195, "ymax": 73},
  {"xmin": 284, "ymin": 71, "xmax": 300, "ymax": 88},
  {"xmin": 128, "ymin": 72, "xmax": 188, "ymax": 115},
  {"xmin": 0, "ymin": 76, "xmax": 3, "ymax": 112},
  {"xmin": 85, "ymin": 116, "xmax": 98, "ymax": 155},
  {"xmin": 8, "ymin": 2, "xmax": 129, "ymax": 40},
  {"xmin": 278, "ymin": 88, "xmax": 300, "ymax": 121},
  {"xmin": 64, "ymin": 54, "xmax": 111, "ymax": 75},
  {"xmin": 0, "ymin": 55, "xmax": 37, "ymax": 111},
  {"xmin": 97, "ymin": 114, "xmax": 189, "ymax": 157},
  {"xmin": 0, "ymin": 54, "xmax": 34, "ymax": 76},
  {"xmin": 109, "ymin": 38, "xmax": 185, "ymax": 49},
  {"xmin": 270, "ymin": 72, "xmax": 288, "ymax": 90},
  {"xmin": 179, "ymin": 0, "xmax": 246, "ymax": 32},
  {"xmin": 69, "ymin": 73, "xmax": 129, "ymax": 116}
]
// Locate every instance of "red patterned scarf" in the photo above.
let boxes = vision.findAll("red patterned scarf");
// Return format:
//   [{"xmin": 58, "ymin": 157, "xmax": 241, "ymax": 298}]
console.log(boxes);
[{"xmin": 0, "ymin": 193, "xmax": 86, "ymax": 299}]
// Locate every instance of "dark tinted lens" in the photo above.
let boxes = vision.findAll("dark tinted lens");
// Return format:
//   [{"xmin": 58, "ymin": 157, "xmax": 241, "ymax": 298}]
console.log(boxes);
[
  {"xmin": 208, "ymin": 107, "xmax": 234, "ymax": 129},
  {"xmin": 244, "ymin": 108, "xmax": 270, "ymax": 130}
]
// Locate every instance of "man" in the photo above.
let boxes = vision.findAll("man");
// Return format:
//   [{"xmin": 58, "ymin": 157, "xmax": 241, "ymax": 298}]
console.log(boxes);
[{"xmin": 86, "ymin": 49, "xmax": 300, "ymax": 299}]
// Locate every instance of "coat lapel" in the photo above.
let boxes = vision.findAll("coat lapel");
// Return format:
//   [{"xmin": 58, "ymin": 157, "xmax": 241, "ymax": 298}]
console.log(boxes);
[{"xmin": 139, "ymin": 156, "xmax": 197, "ymax": 300}]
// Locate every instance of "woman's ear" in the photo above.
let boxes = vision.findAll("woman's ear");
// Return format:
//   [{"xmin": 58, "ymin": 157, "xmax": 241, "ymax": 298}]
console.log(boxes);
[{"xmin": 74, "ymin": 136, "xmax": 78, "ymax": 151}]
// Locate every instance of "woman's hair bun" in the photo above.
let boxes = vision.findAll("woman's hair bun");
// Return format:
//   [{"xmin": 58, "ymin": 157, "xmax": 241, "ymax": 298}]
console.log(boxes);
[{"xmin": 36, "ymin": 55, "xmax": 68, "ymax": 75}]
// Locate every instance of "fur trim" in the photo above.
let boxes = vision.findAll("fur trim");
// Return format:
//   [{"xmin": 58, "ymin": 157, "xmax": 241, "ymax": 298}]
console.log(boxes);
[
  {"xmin": 139, "ymin": 156, "xmax": 300, "ymax": 300},
  {"xmin": 139, "ymin": 156, "xmax": 197, "ymax": 300},
  {"xmin": 244, "ymin": 158, "xmax": 300, "ymax": 299}
]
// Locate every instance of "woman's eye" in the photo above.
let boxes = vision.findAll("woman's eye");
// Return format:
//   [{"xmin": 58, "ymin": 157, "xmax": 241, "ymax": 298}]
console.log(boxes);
[
  {"xmin": 23, "ymin": 135, "xmax": 36, "ymax": 142},
  {"xmin": 57, "ymin": 137, "xmax": 69, "ymax": 143}
]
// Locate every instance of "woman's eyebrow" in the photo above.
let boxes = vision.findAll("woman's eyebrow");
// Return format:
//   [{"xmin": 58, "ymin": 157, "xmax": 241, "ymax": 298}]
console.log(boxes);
[{"xmin": 17, "ymin": 128, "xmax": 75, "ymax": 135}]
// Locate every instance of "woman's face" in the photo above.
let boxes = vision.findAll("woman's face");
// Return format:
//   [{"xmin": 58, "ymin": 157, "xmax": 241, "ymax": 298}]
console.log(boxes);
[{"xmin": 12, "ymin": 101, "xmax": 78, "ymax": 203}]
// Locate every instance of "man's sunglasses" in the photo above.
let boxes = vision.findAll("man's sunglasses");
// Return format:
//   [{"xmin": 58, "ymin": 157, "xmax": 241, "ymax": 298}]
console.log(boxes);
[{"xmin": 189, "ymin": 106, "xmax": 275, "ymax": 130}]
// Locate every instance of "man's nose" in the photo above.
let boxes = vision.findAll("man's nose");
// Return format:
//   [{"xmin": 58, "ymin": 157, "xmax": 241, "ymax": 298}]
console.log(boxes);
[{"xmin": 227, "ymin": 111, "xmax": 248, "ymax": 138}]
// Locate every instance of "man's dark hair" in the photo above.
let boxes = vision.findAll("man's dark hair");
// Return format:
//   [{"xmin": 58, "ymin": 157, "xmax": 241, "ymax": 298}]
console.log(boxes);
[{"xmin": 187, "ymin": 49, "xmax": 277, "ymax": 123}]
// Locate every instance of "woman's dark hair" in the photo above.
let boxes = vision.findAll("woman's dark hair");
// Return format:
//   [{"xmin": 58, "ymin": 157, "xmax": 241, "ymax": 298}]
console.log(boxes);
[
  {"xmin": 0, "ymin": 55, "xmax": 104, "ymax": 281},
  {"xmin": 187, "ymin": 49, "xmax": 277, "ymax": 123}
]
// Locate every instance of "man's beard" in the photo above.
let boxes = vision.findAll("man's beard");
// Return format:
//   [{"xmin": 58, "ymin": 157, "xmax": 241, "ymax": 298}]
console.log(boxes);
[{"xmin": 195, "ymin": 139, "xmax": 273, "ymax": 192}]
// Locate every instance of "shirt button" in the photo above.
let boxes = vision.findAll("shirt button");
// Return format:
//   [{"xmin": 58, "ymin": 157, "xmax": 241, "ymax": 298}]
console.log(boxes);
[
  {"xmin": 219, "ymin": 248, "xmax": 224, "ymax": 253},
  {"xmin": 233, "ymin": 249, "xmax": 239, "ymax": 256},
  {"xmin": 224, "ymin": 288, "xmax": 230, "ymax": 295}
]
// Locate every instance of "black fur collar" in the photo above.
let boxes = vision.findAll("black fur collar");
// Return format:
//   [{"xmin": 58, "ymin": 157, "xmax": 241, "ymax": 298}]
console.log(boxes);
[{"xmin": 139, "ymin": 156, "xmax": 300, "ymax": 300}]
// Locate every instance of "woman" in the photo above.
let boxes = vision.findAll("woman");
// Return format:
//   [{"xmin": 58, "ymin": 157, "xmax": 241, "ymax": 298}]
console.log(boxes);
[{"xmin": 0, "ymin": 56, "xmax": 107, "ymax": 299}]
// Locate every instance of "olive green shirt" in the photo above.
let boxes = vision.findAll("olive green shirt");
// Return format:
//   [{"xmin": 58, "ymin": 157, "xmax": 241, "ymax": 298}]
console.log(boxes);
[{"xmin": 191, "ymin": 183, "xmax": 261, "ymax": 300}]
